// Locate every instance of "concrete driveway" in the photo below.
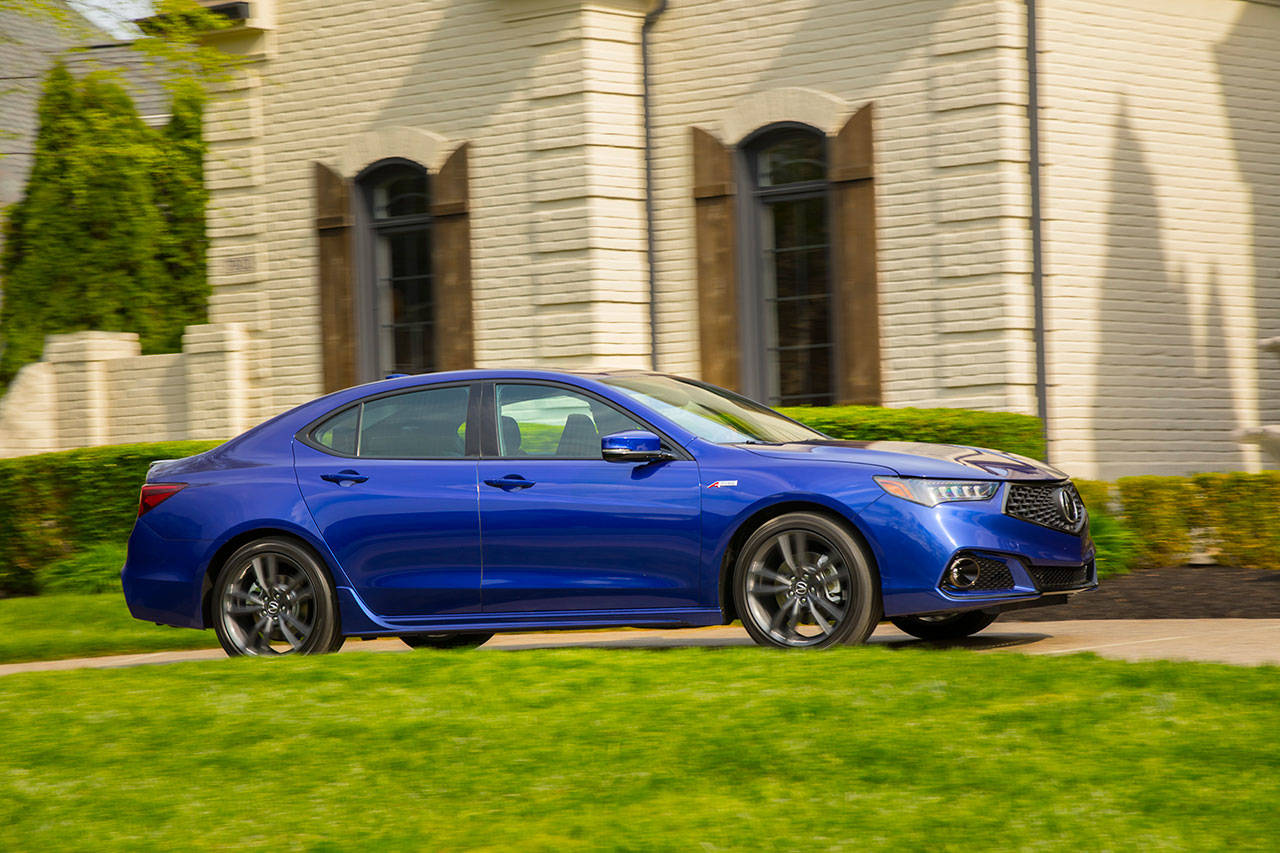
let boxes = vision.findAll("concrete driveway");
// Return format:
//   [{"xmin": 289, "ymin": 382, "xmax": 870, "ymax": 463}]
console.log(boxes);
[{"xmin": 2, "ymin": 618, "xmax": 1276, "ymax": 677}]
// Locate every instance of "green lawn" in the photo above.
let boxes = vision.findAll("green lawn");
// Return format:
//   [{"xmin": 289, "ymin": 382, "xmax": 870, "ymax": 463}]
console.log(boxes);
[
  {"xmin": 1, "ymin": 649, "xmax": 1277, "ymax": 851},
  {"xmin": 0, "ymin": 593, "xmax": 217, "ymax": 664}
]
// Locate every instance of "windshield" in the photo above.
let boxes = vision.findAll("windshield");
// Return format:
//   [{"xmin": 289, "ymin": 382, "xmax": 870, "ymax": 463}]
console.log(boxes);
[{"xmin": 600, "ymin": 375, "xmax": 824, "ymax": 444}]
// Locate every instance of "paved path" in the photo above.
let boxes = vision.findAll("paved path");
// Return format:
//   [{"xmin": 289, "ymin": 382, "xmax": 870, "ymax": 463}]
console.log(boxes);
[{"xmin": 2, "ymin": 619, "xmax": 1276, "ymax": 677}]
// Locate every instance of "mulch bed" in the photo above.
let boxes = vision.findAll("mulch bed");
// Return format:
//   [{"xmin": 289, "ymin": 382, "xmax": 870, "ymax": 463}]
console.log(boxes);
[{"xmin": 1003, "ymin": 565, "xmax": 1280, "ymax": 620}]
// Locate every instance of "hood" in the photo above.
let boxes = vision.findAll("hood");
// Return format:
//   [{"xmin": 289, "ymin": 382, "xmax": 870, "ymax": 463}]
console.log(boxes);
[{"xmin": 740, "ymin": 440, "xmax": 1067, "ymax": 481}]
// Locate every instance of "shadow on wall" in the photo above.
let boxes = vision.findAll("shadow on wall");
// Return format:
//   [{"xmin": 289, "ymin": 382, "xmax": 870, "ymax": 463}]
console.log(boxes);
[
  {"xmin": 1216, "ymin": 5, "xmax": 1280, "ymax": 448},
  {"xmin": 1091, "ymin": 101, "xmax": 1242, "ymax": 478}
]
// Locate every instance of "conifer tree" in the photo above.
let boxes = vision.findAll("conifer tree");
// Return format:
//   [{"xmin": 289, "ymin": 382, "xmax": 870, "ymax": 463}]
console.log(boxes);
[
  {"xmin": 152, "ymin": 78, "xmax": 209, "ymax": 353},
  {"xmin": 0, "ymin": 63, "xmax": 209, "ymax": 385},
  {"xmin": 0, "ymin": 62, "xmax": 88, "ymax": 383}
]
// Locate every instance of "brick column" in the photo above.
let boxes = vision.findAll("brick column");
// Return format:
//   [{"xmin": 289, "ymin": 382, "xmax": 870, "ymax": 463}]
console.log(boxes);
[
  {"xmin": 183, "ymin": 323, "xmax": 252, "ymax": 441},
  {"xmin": 43, "ymin": 332, "xmax": 141, "ymax": 449}
]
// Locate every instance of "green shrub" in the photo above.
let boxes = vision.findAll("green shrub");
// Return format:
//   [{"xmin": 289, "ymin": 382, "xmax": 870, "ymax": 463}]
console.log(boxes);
[
  {"xmin": 1116, "ymin": 476, "xmax": 1196, "ymax": 568},
  {"xmin": 1190, "ymin": 473, "xmax": 1280, "ymax": 570},
  {"xmin": 0, "ymin": 440, "xmax": 220, "ymax": 596},
  {"xmin": 1070, "ymin": 480, "xmax": 1137, "ymax": 578},
  {"xmin": 1089, "ymin": 511, "xmax": 1139, "ymax": 579},
  {"xmin": 1074, "ymin": 479, "xmax": 1113, "ymax": 515},
  {"xmin": 40, "ymin": 543, "xmax": 128, "ymax": 595},
  {"xmin": 779, "ymin": 405, "xmax": 1045, "ymax": 460}
]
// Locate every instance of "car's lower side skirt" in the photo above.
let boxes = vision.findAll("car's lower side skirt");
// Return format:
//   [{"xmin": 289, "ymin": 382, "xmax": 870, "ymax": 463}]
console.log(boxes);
[{"xmin": 336, "ymin": 587, "xmax": 725, "ymax": 635}]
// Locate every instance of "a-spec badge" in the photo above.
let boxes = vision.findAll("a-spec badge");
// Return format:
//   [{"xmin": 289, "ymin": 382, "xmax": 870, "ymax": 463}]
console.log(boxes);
[{"xmin": 707, "ymin": 480, "xmax": 739, "ymax": 488}]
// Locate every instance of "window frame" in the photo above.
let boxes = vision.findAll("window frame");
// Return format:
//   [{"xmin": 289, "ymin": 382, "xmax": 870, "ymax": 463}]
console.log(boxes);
[
  {"xmin": 355, "ymin": 157, "xmax": 436, "ymax": 382},
  {"xmin": 736, "ymin": 122, "xmax": 838, "ymax": 408},
  {"xmin": 296, "ymin": 380, "xmax": 481, "ymax": 460},
  {"xmin": 478, "ymin": 380, "xmax": 693, "ymax": 462}
]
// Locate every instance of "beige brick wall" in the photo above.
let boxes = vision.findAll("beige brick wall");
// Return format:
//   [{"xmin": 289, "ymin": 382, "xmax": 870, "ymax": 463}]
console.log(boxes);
[
  {"xmin": 0, "ymin": 326, "xmax": 251, "ymax": 458},
  {"xmin": 203, "ymin": 0, "xmax": 1037, "ymax": 418},
  {"xmin": 190, "ymin": 0, "xmax": 1279, "ymax": 478},
  {"xmin": 646, "ymin": 0, "xmax": 1036, "ymax": 415},
  {"xmin": 1039, "ymin": 0, "xmax": 1280, "ymax": 477}
]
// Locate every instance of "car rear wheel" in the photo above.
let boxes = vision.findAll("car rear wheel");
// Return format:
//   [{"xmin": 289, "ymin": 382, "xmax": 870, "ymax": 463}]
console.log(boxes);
[
  {"xmin": 734, "ymin": 512, "xmax": 881, "ymax": 649},
  {"xmin": 212, "ymin": 537, "xmax": 344, "ymax": 657},
  {"xmin": 400, "ymin": 633, "xmax": 494, "ymax": 650},
  {"xmin": 889, "ymin": 610, "xmax": 998, "ymax": 641}
]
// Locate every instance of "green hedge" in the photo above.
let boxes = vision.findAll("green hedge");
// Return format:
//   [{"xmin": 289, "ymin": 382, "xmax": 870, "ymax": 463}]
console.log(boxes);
[
  {"xmin": 1080, "ymin": 473, "xmax": 1280, "ymax": 574},
  {"xmin": 779, "ymin": 405, "xmax": 1045, "ymax": 460},
  {"xmin": 0, "ymin": 440, "xmax": 220, "ymax": 596}
]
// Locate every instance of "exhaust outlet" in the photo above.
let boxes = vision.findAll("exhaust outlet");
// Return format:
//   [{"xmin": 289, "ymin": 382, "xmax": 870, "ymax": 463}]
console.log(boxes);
[{"xmin": 947, "ymin": 557, "xmax": 982, "ymax": 590}]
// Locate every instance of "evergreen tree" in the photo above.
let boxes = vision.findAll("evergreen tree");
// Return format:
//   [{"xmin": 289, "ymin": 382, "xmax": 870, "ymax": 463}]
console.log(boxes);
[
  {"xmin": 0, "ymin": 63, "xmax": 210, "ymax": 385},
  {"xmin": 75, "ymin": 71, "xmax": 167, "ymax": 350},
  {"xmin": 152, "ymin": 79, "xmax": 209, "ymax": 353},
  {"xmin": 0, "ymin": 62, "xmax": 88, "ymax": 383}
]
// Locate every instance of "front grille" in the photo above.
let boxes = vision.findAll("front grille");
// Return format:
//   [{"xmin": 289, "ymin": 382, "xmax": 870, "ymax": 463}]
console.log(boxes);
[
  {"xmin": 943, "ymin": 554, "xmax": 1015, "ymax": 592},
  {"xmin": 1028, "ymin": 564, "xmax": 1091, "ymax": 591},
  {"xmin": 1006, "ymin": 481, "xmax": 1086, "ymax": 535}
]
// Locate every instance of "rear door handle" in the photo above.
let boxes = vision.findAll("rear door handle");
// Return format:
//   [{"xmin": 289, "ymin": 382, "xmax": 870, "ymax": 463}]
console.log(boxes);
[
  {"xmin": 321, "ymin": 469, "xmax": 368, "ymax": 485},
  {"xmin": 484, "ymin": 474, "xmax": 535, "ymax": 490}
]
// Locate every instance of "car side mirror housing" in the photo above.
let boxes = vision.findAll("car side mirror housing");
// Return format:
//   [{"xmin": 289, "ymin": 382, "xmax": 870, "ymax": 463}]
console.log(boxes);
[{"xmin": 602, "ymin": 430, "xmax": 671, "ymax": 464}]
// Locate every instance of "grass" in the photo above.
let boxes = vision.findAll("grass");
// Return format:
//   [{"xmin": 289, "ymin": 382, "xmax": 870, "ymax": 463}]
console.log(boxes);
[
  {"xmin": 1, "ymin": 648, "xmax": 1277, "ymax": 850},
  {"xmin": 0, "ymin": 593, "xmax": 217, "ymax": 664}
]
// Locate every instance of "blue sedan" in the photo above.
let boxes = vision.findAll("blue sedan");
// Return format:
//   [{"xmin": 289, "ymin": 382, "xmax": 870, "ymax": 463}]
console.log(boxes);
[{"xmin": 122, "ymin": 370, "xmax": 1095, "ymax": 655}]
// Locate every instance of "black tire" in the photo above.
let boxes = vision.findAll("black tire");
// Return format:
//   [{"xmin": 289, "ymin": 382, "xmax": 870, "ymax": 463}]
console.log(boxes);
[
  {"xmin": 733, "ymin": 512, "xmax": 881, "ymax": 649},
  {"xmin": 212, "ymin": 537, "xmax": 344, "ymax": 657},
  {"xmin": 400, "ymin": 632, "xmax": 494, "ymax": 650},
  {"xmin": 889, "ymin": 610, "xmax": 998, "ymax": 641}
]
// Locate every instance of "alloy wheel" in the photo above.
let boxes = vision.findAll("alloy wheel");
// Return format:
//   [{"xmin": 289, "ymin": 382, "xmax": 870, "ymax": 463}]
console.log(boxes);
[
  {"xmin": 219, "ymin": 551, "xmax": 319, "ymax": 655},
  {"xmin": 743, "ymin": 528, "xmax": 855, "ymax": 647}
]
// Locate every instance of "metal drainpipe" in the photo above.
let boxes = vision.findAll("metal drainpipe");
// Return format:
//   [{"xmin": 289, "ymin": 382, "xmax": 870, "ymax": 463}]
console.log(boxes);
[
  {"xmin": 642, "ymin": 0, "xmax": 669, "ymax": 372},
  {"xmin": 1026, "ymin": 0, "xmax": 1050, "ymax": 460}
]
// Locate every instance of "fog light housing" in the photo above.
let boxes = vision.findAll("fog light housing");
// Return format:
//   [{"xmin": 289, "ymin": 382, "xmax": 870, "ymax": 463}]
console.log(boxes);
[{"xmin": 946, "ymin": 557, "xmax": 982, "ymax": 590}]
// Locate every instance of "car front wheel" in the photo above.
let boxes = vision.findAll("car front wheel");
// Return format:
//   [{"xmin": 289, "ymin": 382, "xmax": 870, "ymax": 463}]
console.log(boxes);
[
  {"xmin": 212, "ymin": 537, "xmax": 344, "ymax": 657},
  {"xmin": 734, "ymin": 512, "xmax": 881, "ymax": 649},
  {"xmin": 889, "ymin": 610, "xmax": 998, "ymax": 641}
]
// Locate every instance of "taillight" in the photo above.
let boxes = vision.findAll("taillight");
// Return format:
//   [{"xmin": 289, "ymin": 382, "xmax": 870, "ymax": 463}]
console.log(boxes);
[{"xmin": 138, "ymin": 483, "xmax": 186, "ymax": 516}]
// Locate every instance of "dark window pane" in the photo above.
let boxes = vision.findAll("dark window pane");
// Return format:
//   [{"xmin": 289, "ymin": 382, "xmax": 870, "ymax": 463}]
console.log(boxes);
[
  {"xmin": 312, "ymin": 406, "xmax": 359, "ymax": 455},
  {"xmin": 752, "ymin": 134, "xmax": 833, "ymax": 406},
  {"xmin": 371, "ymin": 169, "xmax": 428, "ymax": 219},
  {"xmin": 364, "ymin": 162, "xmax": 435, "ymax": 377},
  {"xmin": 756, "ymin": 133, "xmax": 826, "ymax": 187},
  {"xmin": 358, "ymin": 386, "xmax": 469, "ymax": 458}
]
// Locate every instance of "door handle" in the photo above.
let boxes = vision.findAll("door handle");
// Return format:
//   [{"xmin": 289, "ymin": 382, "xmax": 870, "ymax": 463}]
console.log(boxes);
[
  {"xmin": 321, "ymin": 469, "xmax": 368, "ymax": 485},
  {"xmin": 484, "ymin": 474, "xmax": 535, "ymax": 490}
]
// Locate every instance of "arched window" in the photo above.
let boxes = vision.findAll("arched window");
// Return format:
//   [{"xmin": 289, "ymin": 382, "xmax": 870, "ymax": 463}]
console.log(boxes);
[
  {"xmin": 743, "ymin": 125, "xmax": 835, "ymax": 406},
  {"xmin": 360, "ymin": 160, "xmax": 434, "ymax": 376}
]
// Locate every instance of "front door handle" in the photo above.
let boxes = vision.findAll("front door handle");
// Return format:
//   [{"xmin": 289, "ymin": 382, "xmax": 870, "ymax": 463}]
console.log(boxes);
[
  {"xmin": 484, "ymin": 474, "xmax": 535, "ymax": 490},
  {"xmin": 321, "ymin": 469, "xmax": 368, "ymax": 485}
]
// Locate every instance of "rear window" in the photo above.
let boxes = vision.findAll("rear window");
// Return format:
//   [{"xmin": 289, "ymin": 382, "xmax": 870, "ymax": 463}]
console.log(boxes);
[
  {"xmin": 312, "ymin": 406, "xmax": 358, "ymax": 455},
  {"xmin": 309, "ymin": 385, "xmax": 471, "ymax": 458}
]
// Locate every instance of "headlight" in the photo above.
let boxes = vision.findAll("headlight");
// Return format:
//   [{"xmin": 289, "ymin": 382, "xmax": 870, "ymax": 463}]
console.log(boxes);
[{"xmin": 873, "ymin": 476, "xmax": 1000, "ymax": 507}]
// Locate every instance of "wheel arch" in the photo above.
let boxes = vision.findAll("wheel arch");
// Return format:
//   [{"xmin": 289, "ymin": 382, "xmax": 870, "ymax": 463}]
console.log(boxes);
[
  {"xmin": 199, "ymin": 526, "xmax": 342, "ymax": 630},
  {"xmin": 716, "ymin": 500, "xmax": 881, "ymax": 625}
]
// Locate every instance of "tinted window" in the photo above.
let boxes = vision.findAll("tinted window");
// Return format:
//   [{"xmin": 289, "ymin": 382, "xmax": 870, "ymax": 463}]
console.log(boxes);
[
  {"xmin": 496, "ymin": 384, "xmax": 643, "ymax": 459},
  {"xmin": 311, "ymin": 405, "xmax": 359, "ymax": 455},
  {"xmin": 600, "ymin": 375, "xmax": 821, "ymax": 444},
  {"xmin": 358, "ymin": 385, "xmax": 470, "ymax": 458},
  {"xmin": 748, "ymin": 127, "xmax": 834, "ymax": 406},
  {"xmin": 362, "ymin": 161, "xmax": 434, "ymax": 376}
]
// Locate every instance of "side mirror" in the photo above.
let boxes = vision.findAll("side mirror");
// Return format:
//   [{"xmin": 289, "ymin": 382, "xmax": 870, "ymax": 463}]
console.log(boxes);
[{"xmin": 602, "ymin": 430, "xmax": 672, "ymax": 464}]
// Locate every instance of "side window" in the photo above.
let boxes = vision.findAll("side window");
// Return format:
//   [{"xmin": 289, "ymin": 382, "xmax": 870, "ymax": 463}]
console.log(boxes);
[
  {"xmin": 312, "ymin": 405, "xmax": 359, "ymax": 455},
  {"xmin": 358, "ymin": 385, "xmax": 470, "ymax": 458},
  {"xmin": 495, "ymin": 384, "xmax": 643, "ymax": 459}
]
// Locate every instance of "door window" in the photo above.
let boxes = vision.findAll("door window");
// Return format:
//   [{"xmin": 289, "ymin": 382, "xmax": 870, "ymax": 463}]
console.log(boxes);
[
  {"xmin": 495, "ymin": 384, "xmax": 643, "ymax": 459},
  {"xmin": 309, "ymin": 385, "xmax": 470, "ymax": 458}
]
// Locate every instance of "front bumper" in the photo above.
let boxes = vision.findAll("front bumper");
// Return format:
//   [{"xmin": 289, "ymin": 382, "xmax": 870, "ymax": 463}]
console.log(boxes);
[{"xmin": 856, "ymin": 487, "xmax": 1097, "ymax": 618}]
